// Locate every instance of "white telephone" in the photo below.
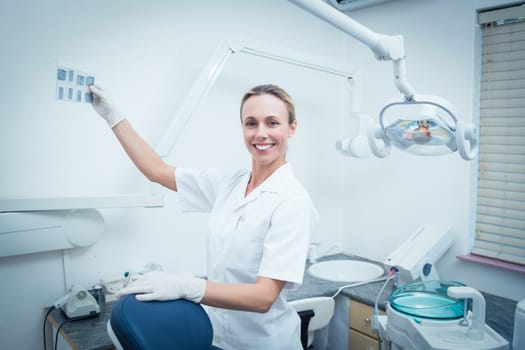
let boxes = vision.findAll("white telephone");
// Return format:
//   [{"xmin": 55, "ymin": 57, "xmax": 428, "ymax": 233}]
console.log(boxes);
[{"xmin": 53, "ymin": 285, "xmax": 100, "ymax": 318}]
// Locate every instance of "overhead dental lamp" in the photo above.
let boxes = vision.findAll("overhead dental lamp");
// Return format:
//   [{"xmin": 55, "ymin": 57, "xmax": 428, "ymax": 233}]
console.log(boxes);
[{"xmin": 288, "ymin": 0, "xmax": 478, "ymax": 160}]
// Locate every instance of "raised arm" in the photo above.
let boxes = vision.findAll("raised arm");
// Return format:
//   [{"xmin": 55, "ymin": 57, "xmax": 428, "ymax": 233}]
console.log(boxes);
[{"xmin": 89, "ymin": 85, "xmax": 177, "ymax": 191}]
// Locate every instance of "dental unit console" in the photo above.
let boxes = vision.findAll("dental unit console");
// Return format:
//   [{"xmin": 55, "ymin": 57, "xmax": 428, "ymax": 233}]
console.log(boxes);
[
  {"xmin": 369, "ymin": 225, "xmax": 509, "ymax": 349},
  {"xmin": 375, "ymin": 281, "xmax": 509, "ymax": 350}
]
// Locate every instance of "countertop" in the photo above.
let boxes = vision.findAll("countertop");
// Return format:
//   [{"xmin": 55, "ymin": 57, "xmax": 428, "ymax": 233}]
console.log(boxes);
[
  {"xmin": 289, "ymin": 254, "xmax": 517, "ymax": 348},
  {"xmin": 47, "ymin": 253, "xmax": 517, "ymax": 349}
]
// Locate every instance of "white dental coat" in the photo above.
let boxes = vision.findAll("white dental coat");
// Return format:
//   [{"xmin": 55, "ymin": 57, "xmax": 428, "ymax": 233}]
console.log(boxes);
[{"xmin": 176, "ymin": 163, "xmax": 318, "ymax": 350}]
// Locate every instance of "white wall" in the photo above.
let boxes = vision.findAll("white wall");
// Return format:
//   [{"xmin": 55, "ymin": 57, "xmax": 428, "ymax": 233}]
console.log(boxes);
[
  {"xmin": 0, "ymin": 1, "xmax": 351, "ymax": 349},
  {"xmin": 339, "ymin": 0, "xmax": 525, "ymax": 302},
  {"xmin": 2, "ymin": 0, "xmax": 525, "ymax": 349}
]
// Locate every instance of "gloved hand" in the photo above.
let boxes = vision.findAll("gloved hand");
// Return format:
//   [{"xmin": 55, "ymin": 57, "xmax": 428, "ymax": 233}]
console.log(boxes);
[
  {"xmin": 89, "ymin": 84, "xmax": 125, "ymax": 128},
  {"xmin": 116, "ymin": 271, "xmax": 206, "ymax": 303}
]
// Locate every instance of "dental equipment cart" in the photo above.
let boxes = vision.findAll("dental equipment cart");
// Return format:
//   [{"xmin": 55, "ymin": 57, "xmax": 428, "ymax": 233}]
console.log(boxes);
[{"xmin": 375, "ymin": 280, "xmax": 509, "ymax": 350}]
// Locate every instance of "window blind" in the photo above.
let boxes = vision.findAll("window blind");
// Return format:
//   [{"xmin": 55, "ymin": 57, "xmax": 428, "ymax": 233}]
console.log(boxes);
[{"xmin": 473, "ymin": 11, "xmax": 525, "ymax": 266}]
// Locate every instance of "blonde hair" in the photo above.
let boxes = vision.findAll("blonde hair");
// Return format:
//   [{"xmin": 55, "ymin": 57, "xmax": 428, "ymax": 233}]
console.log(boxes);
[{"xmin": 240, "ymin": 84, "xmax": 296, "ymax": 124}]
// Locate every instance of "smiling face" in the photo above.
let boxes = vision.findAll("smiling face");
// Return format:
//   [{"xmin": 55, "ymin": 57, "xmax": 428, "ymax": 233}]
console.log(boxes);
[{"xmin": 241, "ymin": 93, "xmax": 297, "ymax": 171}]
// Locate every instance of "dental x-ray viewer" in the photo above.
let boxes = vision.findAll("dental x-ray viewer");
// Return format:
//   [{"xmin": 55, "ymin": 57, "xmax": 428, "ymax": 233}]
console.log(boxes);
[{"xmin": 89, "ymin": 84, "xmax": 318, "ymax": 349}]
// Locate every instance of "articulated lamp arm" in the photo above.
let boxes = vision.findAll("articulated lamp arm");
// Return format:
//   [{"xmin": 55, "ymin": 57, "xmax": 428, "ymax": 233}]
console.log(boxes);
[{"xmin": 288, "ymin": 0, "xmax": 416, "ymax": 99}]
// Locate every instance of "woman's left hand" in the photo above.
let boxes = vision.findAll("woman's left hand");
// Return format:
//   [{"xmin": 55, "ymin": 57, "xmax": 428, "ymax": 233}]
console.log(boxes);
[{"xmin": 117, "ymin": 271, "xmax": 206, "ymax": 303}]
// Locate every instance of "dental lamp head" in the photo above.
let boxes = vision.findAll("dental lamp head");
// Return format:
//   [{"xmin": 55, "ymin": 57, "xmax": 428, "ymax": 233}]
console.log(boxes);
[{"xmin": 368, "ymin": 95, "xmax": 479, "ymax": 160}]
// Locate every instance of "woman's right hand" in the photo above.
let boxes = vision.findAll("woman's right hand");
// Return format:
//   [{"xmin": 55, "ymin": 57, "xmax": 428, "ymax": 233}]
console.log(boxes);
[{"xmin": 89, "ymin": 85, "xmax": 125, "ymax": 128}]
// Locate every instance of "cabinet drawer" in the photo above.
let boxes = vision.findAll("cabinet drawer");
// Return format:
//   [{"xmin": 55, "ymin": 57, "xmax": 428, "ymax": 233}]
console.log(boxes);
[
  {"xmin": 348, "ymin": 299, "xmax": 383, "ymax": 338},
  {"xmin": 349, "ymin": 329, "xmax": 380, "ymax": 350}
]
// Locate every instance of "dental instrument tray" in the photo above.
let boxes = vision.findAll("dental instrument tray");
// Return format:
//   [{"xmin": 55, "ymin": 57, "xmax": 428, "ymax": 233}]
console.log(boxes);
[{"xmin": 389, "ymin": 280, "xmax": 465, "ymax": 320}]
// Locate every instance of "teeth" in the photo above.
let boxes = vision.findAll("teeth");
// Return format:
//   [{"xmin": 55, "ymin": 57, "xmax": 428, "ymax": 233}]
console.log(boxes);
[{"xmin": 255, "ymin": 144, "xmax": 272, "ymax": 150}]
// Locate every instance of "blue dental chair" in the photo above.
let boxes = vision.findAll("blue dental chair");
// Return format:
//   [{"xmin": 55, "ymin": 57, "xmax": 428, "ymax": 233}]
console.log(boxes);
[
  {"xmin": 107, "ymin": 295, "xmax": 222, "ymax": 350},
  {"xmin": 108, "ymin": 295, "xmax": 332, "ymax": 350}
]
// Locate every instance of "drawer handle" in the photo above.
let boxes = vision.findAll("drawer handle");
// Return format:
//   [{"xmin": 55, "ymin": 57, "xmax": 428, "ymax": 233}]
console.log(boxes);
[{"xmin": 364, "ymin": 317, "xmax": 371, "ymax": 324}]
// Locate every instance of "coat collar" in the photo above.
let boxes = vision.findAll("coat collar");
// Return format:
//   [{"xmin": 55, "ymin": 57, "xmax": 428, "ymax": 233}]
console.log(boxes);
[
  {"xmin": 235, "ymin": 163, "xmax": 293, "ymax": 209},
  {"xmin": 251, "ymin": 162, "xmax": 293, "ymax": 194}
]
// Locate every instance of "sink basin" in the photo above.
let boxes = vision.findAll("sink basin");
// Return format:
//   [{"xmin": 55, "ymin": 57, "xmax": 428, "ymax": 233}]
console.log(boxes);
[{"xmin": 308, "ymin": 260, "xmax": 384, "ymax": 282}]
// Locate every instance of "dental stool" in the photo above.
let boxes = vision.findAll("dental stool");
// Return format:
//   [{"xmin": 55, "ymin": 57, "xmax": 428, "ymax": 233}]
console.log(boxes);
[
  {"xmin": 289, "ymin": 297, "xmax": 335, "ymax": 349},
  {"xmin": 107, "ymin": 295, "xmax": 221, "ymax": 350}
]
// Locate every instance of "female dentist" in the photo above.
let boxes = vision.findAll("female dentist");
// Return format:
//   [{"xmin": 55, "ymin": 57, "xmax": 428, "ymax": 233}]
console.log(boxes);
[{"xmin": 89, "ymin": 83, "xmax": 318, "ymax": 350}]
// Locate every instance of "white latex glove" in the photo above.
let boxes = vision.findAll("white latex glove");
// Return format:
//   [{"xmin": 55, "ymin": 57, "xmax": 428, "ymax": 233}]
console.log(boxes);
[
  {"xmin": 116, "ymin": 271, "xmax": 206, "ymax": 303},
  {"xmin": 89, "ymin": 84, "xmax": 125, "ymax": 128}
]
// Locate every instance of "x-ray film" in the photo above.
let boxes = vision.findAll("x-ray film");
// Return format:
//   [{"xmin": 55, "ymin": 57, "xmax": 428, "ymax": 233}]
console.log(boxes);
[{"xmin": 56, "ymin": 65, "xmax": 95, "ymax": 104}]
